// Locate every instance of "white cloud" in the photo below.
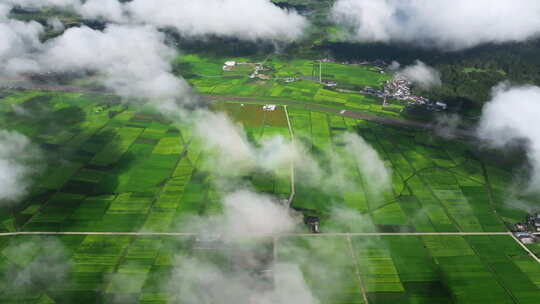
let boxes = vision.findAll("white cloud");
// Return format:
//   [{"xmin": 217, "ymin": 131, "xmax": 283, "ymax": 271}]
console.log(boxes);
[
  {"xmin": 477, "ymin": 83, "xmax": 540, "ymax": 192},
  {"xmin": 222, "ymin": 190, "xmax": 296, "ymax": 236},
  {"xmin": 0, "ymin": 131, "xmax": 41, "ymax": 204},
  {"xmin": 0, "ymin": 18, "xmax": 43, "ymax": 75},
  {"xmin": 3, "ymin": 0, "xmax": 79, "ymax": 9},
  {"xmin": 78, "ymin": 0, "xmax": 125, "ymax": 23},
  {"xmin": 47, "ymin": 17, "xmax": 65, "ymax": 32},
  {"xmin": 396, "ymin": 60, "xmax": 441, "ymax": 89},
  {"xmin": 434, "ymin": 114, "xmax": 461, "ymax": 139},
  {"xmin": 15, "ymin": 24, "xmax": 192, "ymax": 115},
  {"xmin": 0, "ymin": 3, "xmax": 11, "ymax": 19},
  {"xmin": 193, "ymin": 110, "xmax": 310, "ymax": 175},
  {"xmin": 125, "ymin": 0, "xmax": 308, "ymax": 41},
  {"xmin": 341, "ymin": 133, "xmax": 391, "ymax": 195},
  {"xmin": 169, "ymin": 254, "xmax": 318, "ymax": 304},
  {"xmin": 9, "ymin": 0, "xmax": 309, "ymax": 41},
  {"xmin": 2, "ymin": 237, "xmax": 70, "ymax": 292},
  {"xmin": 332, "ymin": 0, "xmax": 540, "ymax": 50}
]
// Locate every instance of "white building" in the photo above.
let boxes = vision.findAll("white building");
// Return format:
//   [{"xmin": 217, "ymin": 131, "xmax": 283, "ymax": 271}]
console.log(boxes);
[
  {"xmin": 515, "ymin": 232, "xmax": 537, "ymax": 244},
  {"xmin": 263, "ymin": 104, "xmax": 276, "ymax": 111},
  {"xmin": 223, "ymin": 61, "xmax": 236, "ymax": 71}
]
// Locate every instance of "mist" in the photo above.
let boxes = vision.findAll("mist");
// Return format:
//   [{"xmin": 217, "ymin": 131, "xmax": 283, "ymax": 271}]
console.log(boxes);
[
  {"xmin": 40, "ymin": 24, "xmax": 193, "ymax": 111},
  {"xmin": 9, "ymin": 0, "xmax": 309, "ymax": 42},
  {"xmin": 1, "ymin": 237, "xmax": 70, "ymax": 294},
  {"xmin": 341, "ymin": 133, "xmax": 391, "ymax": 196},
  {"xmin": 0, "ymin": 2, "xmax": 392, "ymax": 302},
  {"xmin": 124, "ymin": 0, "xmax": 309, "ymax": 42},
  {"xmin": 477, "ymin": 83, "xmax": 540, "ymax": 193},
  {"xmin": 169, "ymin": 253, "xmax": 318, "ymax": 304},
  {"xmin": 434, "ymin": 113, "xmax": 461, "ymax": 139},
  {"xmin": 396, "ymin": 60, "xmax": 441, "ymax": 90},
  {"xmin": 166, "ymin": 187, "xmax": 317, "ymax": 303},
  {"xmin": 0, "ymin": 130, "xmax": 41, "ymax": 204},
  {"xmin": 0, "ymin": 21, "xmax": 194, "ymax": 115},
  {"xmin": 331, "ymin": 0, "xmax": 540, "ymax": 50},
  {"xmin": 78, "ymin": 0, "xmax": 126, "ymax": 23},
  {"xmin": 47, "ymin": 17, "xmax": 65, "ymax": 32},
  {"xmin": 0, "ymin": 13, "xmax": 43, "ymax": 76},
  {"xmin": 193, "ymin": 110, "xmax": 313, "ymax": 177}
]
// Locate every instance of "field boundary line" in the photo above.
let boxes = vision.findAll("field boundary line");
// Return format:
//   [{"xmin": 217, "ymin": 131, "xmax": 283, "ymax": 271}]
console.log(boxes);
[
  {"xmin": 284, "ymin": 105, "xmax": 296, "ymax": 208},
  {"xmin": 346, "ymin": 235, "xmax": 369, "ymax": 304}
]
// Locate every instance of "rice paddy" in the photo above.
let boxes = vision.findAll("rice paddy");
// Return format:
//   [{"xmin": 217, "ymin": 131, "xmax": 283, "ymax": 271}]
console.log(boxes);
[
  {"xmin": 1, "ymin": 234, "xmax": 539, "ymax": 303},
  {"xmin": 288, "ymin": 107, "xmax": 520, "ymax": 233},
  {"xmin": 0, "ymin": 90, "xmax": 528, "ymax": 234},
  {"xmin": 176, "ymin": 55, "xmax": 402, "ymax": 118},
  {"xmin": 1, "ymin": 89, "xmax": 538, "ymax": 303}
]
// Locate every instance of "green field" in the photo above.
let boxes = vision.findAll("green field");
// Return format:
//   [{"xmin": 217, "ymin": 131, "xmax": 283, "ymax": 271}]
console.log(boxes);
[
  {"xmin": 280, "ymin": 234, "xmax": 540, "ymax": 304},
  {"xmin": 0, "ymin": 90, "xmax": 526, "ymax": 234},
  {"xmin": 3, "ymin": 2, "xmax": 540, "ymax": 303},
  {"xmin": 1, "ymin": 234, "xmax": 539, "ymax": 303},
  {"xmin": 0, "ymin": 91, "xmax": 293, "ymax": 233},
  {"xmin": 288, "ymin": 107, "xmax": 519, "ymax": 233},
  {"xmin": 1, "ymin": 89, "xmax": 539, "ymax": 304},
  {"xmin": 174, "ymin": 55, "xmax": 402, "ymax": 118}
]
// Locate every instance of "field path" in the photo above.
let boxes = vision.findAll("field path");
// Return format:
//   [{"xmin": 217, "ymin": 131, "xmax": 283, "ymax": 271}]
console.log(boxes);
[
  {"xmin": 347, "ymin": 235, "xmax": 370, "ymax": 304},
  {"xmin": 284, "ymin": 105, "xmax": 296, "ymax": 207}
]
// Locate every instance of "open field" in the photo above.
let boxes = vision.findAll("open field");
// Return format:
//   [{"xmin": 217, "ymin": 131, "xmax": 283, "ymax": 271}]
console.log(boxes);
[
  {"xmin": 174, "ymin": 55, "xmax": 402, "ymax": 118},
  {"xmin": 287, "ymin": 107, "xmax": 521, "ymax": 233},
  {"xmin": 0, "ymin": 90, "xmax": 528, "ymax": 235},
  {"xmin": 0, "ymin": 234, "xmax": 539, "ymax": 303},
  {"xmin": 0, "ymin": 88, "xmax": 539, "ymax": 304},
  {"xmin": 0, "ymin": 91, "xmax": 292, "ymax": 233}
]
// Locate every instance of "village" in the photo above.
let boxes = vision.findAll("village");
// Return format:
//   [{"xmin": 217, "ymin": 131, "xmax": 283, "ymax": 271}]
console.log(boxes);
[
  {"xmin": 514, "ymin": 212, "xmax": 540, "ymax": 244},
  {"xmin": 222, "ymin": 58, "xmax": 448, "ymax": 112}
]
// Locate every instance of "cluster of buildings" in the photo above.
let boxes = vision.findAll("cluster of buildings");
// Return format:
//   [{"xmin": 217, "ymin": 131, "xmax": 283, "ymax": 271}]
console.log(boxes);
[
  {"xmin": 383, "ymin": 78, "xmax": 448, "ymax": 111},
  {"xmin": 249, "ymin": 63, "xmax": 271, "ymax": 80},
  {"xmin": 384, "ymin": 78, "xmax": 411, "ymax": 100},
  {"xmin": 224, "ymin": 58, "xmax": 449, "ymax": 112},
  {"xmin": 514, "ymin": 212, "xmax": 540, "ymax": 244},
  {"xmin": 223, "ymin": 60, "xmax": 273, "ymax": 80}
]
